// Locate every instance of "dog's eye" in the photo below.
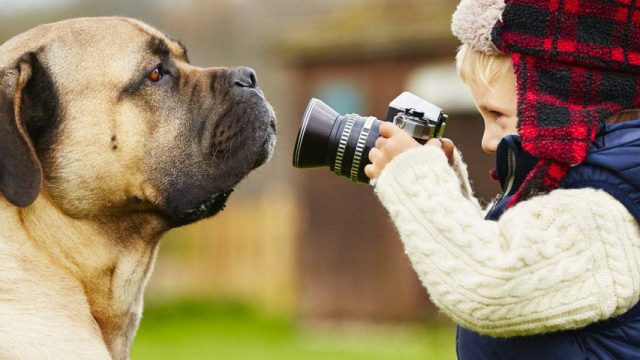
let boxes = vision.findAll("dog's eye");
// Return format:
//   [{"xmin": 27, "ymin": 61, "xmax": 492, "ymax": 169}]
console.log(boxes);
[{"xmin": 148, "ymin": 67, "xmax": 163, "ymax": 82}]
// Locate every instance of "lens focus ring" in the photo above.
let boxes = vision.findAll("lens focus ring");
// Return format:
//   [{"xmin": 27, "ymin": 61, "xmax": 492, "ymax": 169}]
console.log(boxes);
[
  {"xmin": 334, "ymin": 115, "xmax": 356, "ymax": 176},
  {"xmin": 350, "ymin": 117, "xmax": 375, "ymax": 182}
]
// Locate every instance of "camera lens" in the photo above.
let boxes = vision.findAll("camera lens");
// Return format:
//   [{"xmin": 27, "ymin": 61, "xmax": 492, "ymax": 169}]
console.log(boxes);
[
  {"xmin": 293, "ymin": 99, "xmax": 381, "ymax": 183},
  {"xmin": 326, "ymin": 114, "xmax": 381, "ymax": 182}
]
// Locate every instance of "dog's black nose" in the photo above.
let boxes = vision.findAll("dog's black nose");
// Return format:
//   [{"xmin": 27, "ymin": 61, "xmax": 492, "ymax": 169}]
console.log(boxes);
[{"xmin": 232, "ymin": 67, "xmax": 258, "ymax": 89}]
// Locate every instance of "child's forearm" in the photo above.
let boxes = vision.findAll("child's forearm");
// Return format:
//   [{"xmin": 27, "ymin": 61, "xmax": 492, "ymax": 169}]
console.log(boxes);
[{"xmin": 375, "ymin": 146, "xmax": 640, "ymax": 337}]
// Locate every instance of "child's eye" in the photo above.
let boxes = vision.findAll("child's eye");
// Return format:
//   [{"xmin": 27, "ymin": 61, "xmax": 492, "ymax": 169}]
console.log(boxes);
[{"xmin": 490, "ymin": 110, "xmax": 504, "ymax": 119}]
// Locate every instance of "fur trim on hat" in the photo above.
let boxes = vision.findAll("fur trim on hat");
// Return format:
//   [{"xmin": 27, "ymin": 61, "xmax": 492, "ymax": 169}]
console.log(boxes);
[{"xmin": 452, "ymin": 0, "xmax": 505, "ymax": 55}]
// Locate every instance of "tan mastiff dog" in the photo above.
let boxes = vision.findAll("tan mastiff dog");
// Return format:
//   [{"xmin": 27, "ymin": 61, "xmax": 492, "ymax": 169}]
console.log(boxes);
[{"xmin": 0, "ymin": 17, "xmax": 276, "ymax": 359}]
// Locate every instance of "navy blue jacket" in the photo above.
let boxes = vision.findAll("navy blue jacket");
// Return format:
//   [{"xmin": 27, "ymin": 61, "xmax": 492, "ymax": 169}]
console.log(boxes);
[{"xmin": 457, "ymin": 119, "xmax": 640, "ymax": 360}]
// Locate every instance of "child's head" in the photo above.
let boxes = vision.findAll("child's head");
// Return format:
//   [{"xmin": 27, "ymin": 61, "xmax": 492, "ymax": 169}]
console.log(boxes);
[
  {"xmin": 456, "ymin": 44, "xmax": 640, "ymax": 149},
  {"xmin": 453, "ymin": 0, "xmax": 640, "ymax": 205},
  {"xmin": 456, "ymin": 44, "xmax": 518, "ymax": 154}
]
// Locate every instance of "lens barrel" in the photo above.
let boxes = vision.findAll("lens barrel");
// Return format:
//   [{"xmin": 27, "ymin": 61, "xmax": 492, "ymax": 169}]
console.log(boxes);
[
  {"xmin": 293, "ymin": 99, "xmax": 381, "ymax": 184},
  {"xmin": 327, "ymin": 115, "xmax": 381, "ymax": 183}
]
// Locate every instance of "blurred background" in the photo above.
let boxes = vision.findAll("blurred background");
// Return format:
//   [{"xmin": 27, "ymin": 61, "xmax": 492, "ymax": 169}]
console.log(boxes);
[{"xmin": 0, "ymin": 0, "xmax": 499, "ymax": 358}]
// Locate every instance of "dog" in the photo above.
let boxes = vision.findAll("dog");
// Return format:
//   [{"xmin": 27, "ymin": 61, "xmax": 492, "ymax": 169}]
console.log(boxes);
[{"xmin": 0, "ymin": 17, "xmax": 276, "ymax": 359}]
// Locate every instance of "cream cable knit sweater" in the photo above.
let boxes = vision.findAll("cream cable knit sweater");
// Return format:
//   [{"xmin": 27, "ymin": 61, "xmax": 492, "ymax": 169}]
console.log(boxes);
[{"xmin": 374, "ymin": 145, "xmax": 640, "ymax": 337}]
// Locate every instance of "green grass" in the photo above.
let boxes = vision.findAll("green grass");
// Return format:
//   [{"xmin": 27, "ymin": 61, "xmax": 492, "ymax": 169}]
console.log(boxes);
[{"xmin": 131, "ymin": 299, "xmax": 456, "ymax": 360}]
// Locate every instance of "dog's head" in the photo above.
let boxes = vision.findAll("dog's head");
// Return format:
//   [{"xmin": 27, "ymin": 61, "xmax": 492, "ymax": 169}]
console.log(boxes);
[{"xmin": 0, "ymin": 17, "xmax": 276, "ymax": 227}]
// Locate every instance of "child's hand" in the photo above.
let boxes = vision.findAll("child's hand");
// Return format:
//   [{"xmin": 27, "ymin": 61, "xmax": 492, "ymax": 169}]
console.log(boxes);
[{"xmin": 364, "ymin": 122, "xmax": 455, "ymax": 180}]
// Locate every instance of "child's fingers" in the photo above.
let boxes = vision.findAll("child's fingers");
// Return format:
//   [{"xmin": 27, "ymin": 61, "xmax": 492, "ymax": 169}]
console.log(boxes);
[
  {"xmin": 368, "ymin": 147, "xmax": 382, "ymax": 163},
  {"xmin": 426, "ymin": 138, "xmax": 443, "ymax": 148},
  {"xmin": 426, "ymin": 138, "xmax": 455, "ymax": 165},
  {"xmin": 378, "ymin": 122, "xmax": 400, "ymax": 138},
  {"xmin": 440, "ymin": 138, "xmax": 455, "ymax": 149},
  {"xmin": 364, "ymin": 164, "xmax": 378, "ymax": 180},
  {"xmin": 375, "ymin": 136, "xmax": 386, "ymax": 149}
]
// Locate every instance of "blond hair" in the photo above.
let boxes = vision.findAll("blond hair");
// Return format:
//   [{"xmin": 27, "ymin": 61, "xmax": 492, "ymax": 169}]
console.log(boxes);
[
  {"xmin": 456, "ymin": 43, "xmax": 512, "ymax": 86},
  {"xmin": 456, "ymin": 44, "xmax": 640, "ymax": 124},
  {"xmin": 607, "ymin": 109, "xmax": 640, "ymax": 124}
]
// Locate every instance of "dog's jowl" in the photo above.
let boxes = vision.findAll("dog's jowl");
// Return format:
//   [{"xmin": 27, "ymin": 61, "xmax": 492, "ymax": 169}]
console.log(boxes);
[{"xmin": 0, "ymin": 17, "xmax": 275, "ymax": 360}]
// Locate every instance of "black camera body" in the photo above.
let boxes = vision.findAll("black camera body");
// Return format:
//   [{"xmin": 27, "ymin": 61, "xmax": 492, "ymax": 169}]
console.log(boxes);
[{"xmin": 293, "ymin": 92, "xmax": 448, "ymax": 184}]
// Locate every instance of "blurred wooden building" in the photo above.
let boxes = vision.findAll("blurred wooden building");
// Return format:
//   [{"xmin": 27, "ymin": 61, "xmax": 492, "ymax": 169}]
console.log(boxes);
[{"xmin": 277, "ymin": 0, "xmax": 498, "ymax": 322}]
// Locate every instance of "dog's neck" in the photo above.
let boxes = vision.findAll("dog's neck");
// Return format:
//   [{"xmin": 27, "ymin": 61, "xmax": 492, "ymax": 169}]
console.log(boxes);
[{"xmin": 0, "ymin": 194, "xmax": 167, "ymax": 359}]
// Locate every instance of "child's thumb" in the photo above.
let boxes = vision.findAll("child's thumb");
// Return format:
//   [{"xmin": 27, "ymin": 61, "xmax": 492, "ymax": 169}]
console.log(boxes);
[{"xmin": 440, "ymin": 138, "xmax": 455, "ymax": 165}]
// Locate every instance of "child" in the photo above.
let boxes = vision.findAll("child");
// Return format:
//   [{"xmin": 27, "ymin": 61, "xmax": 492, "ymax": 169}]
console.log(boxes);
[{"xmin": 365, "ymin": 1, "xmax": 640, "ymax": 358}]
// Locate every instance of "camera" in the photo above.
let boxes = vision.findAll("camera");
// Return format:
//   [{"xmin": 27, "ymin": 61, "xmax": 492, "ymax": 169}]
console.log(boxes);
[{"xmin": 292, "ymin": 92, "xmax": 448, "ymax": 184}]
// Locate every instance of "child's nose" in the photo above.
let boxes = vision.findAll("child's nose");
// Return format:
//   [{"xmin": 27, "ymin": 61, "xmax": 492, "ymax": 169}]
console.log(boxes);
[{"xmin": 481, "ymin": 132, "xmax": 498, "ymax": 154}]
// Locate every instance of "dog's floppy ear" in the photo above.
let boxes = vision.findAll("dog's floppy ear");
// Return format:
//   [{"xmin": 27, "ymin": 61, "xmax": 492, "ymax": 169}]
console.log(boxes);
[{"xmin": 0, "ymin": 53, "xmax": 43, "ymax": 207}]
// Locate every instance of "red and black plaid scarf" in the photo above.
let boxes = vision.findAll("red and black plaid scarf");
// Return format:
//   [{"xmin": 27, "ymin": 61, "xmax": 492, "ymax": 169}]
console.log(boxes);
[{"xmin": 491, "ymin": 0, "xmax": 640, "ymax": 206}]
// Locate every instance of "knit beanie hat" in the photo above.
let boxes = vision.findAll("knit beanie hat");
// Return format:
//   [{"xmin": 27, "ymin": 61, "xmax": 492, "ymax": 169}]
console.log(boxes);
[{"xmin": 452, "ymin": 0, "xmax": 640, "ymax": 206}]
